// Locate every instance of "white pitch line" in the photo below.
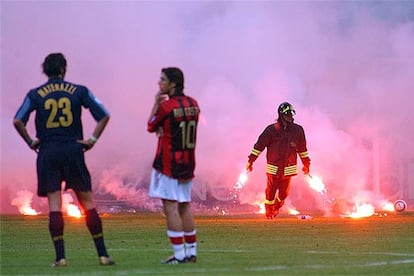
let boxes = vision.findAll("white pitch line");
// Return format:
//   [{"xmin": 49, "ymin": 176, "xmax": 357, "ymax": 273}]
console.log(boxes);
[
  {"xmin": 390, "ymin": 259, "xmax": 414, "ymax": 265},
  {"xmin": 109, "ymin": 248, "xmax": 249, "ymax": 253},
  {"xmin": 307, "ymin": 250, "xmax": 414, "ymax": 257},
  {"xmin": 56, "ymin": 259, "xmax": 414, "ymax": 275},
  {"xmin": 248, "ymin": 259, "xmax": 414, "ymax": 271},
  {"xmin": 245, "ymin": 265, "xmax": 288, "ymax": 271}
]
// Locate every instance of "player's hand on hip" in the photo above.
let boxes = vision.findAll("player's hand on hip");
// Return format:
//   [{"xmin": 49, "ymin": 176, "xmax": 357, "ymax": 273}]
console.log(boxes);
[
  {"xmin": 77, "ymin": 139, "xmax": 95, "ymax": 151},
  {"xmin": 29, "ymin": 139, "xmax": 40, "ymax": 153}
]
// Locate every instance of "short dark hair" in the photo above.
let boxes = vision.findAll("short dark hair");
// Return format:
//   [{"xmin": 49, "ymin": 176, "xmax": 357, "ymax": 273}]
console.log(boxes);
[
  {"xmin": 162, "ymin": 67, "xmax": 184, "ymax": 94},
  {"xmin": 42, "ymin": 53, "xmax": 67, "ymax": 77}
]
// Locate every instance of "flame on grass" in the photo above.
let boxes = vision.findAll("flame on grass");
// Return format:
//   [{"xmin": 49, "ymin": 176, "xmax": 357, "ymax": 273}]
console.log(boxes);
[
  {"xmin": 253, "ymin": 200, "xmax": 265, "ymax": 214},
  {"xmin": 288, "ymin": 208, "xmax": 300, "ymax": 215},
  {"xmin": 62, "ymin": 193, "xmax": 82, "ymax": 218},
  {"xmin": 11, "ymin": 190, "xmax": 40, "ymax": 215},
  {"xmin": 381, "ymin": 201, "xmax": 395, "ymax": 212},
  {"xmin": 304, "ymin": 174, "xmax": 392, "ymax": 218},
  {"xmin": 347, "ymin": 202, "xmax": 375, "ymax": 218}
]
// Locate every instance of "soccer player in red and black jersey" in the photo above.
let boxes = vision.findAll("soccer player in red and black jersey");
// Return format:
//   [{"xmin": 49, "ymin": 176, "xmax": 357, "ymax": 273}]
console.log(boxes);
[
  {"xmin": 13, "ymin": 53, "xmax": 114, "ymax": 266},
  {"xmin": 246, "ymin": 102, "xmax": 311, "ymax": 219},
  {"xmin": 148, "ymin": 67, "xmax": 200, "ymax": 264}
]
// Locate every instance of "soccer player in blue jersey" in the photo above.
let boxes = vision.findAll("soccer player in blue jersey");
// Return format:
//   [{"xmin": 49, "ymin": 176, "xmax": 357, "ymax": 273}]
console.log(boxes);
[
  {"xmin": 13, "ymin": 53, "xmax": 114, "ymax": 267},
  {"xmin": 148, "ymin": 67, "xmax": 200, "ymax": 264}
]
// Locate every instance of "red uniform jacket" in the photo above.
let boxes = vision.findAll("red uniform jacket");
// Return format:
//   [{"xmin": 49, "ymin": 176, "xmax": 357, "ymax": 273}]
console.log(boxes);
[{"xmin": 248, "ymin": 120, "xmax": 310, "ymax": 177}]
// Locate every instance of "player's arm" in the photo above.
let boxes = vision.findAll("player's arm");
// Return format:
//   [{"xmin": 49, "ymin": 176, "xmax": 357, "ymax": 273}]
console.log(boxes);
[
  {"xmin": 77, "ymin": 88, "xmax": 110, "ymax": 151},
  {"xmin": 13, "ymin": 96, "xmax": 39, "ymax": 152},
  {"xmin": 13, "ymin": 119, "xmax": 40, "ymax": 151},
  {"xmin": 77, "ymin": 115, "xmax": 110, "ymax": 151},
  {"xmin": 147, "ymin": 92, "xmax": 168, "ymax": 133},
  {"xmin": 148, "ymin": 91, "xmax": 168, "ymax": 122}
]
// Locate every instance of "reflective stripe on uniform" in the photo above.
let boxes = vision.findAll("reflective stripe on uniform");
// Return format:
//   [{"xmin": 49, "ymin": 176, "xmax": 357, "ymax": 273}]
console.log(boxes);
[
  {"xmin": 284, "ymin": 165, "xmax": 297, "ymax": 176},
  {"xmin": 251, "ymin": 148, "xmax": 261, "ymax": 156},
  {"xmin": 264, "ymin": 199, "xmax": 275, "ymax": 205},
  {"xmin": 266, "ymin": 163, "xmax": 278, "ymax": 175},
  {"xmin": 299, "ymin": 151, "xmax": 309, "ymax": 158}
]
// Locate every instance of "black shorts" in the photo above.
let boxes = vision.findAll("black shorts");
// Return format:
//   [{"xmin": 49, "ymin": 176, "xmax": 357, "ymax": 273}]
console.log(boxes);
[{"xmin": 36, "ymin": 142, "xmax": 91, "ymax": 197}]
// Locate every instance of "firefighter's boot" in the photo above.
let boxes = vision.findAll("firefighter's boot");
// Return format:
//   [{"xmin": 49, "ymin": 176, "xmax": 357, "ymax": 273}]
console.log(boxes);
[{"xmin": 265, "ymin": 203, "xmax": 275, "ymax": 219}]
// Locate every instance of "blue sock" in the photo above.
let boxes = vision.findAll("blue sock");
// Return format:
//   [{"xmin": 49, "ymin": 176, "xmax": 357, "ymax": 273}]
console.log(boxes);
[
  {"xmin": 49, "ymin": 211, "xmax": 65, "ymax": 261},
  {"xmin": 86, "ymin": 208, "xmax": 108, "ymax": 257}
]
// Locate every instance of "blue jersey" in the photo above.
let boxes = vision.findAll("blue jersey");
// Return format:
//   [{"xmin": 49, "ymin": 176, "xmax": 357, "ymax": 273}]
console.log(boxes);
[{"xmin": 15, "ymin": 78, "xmax": 109, "ymax": 143}]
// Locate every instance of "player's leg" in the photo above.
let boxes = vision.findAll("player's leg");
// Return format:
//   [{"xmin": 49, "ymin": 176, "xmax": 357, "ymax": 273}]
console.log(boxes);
[
  {"xmin": 75, "ymin": 191, "xmax": 114, "ymax": 265},
  {"xmin": 264, "ymin": 173, "xmax": 278, "ymax": 219},
  {"xmin": 64, "ymin": 144, "xmax": 113, "ymax": 265},
  {"xmin": 162, "ymin": 199, "xmax": 186, "ymax": 263},
  {"xmin": 47, "ymin": 191, "xmax": 67, "ymax": 266},
  {"xmin": 179, "ymin": 202, "xmax": 197, "ymax": 262},
  {"xmin": 38, "ymin": 147, "xmax": 67, "ymax": 266},
  {"xmin": 149, "ymin": 170, "xmax": 187, "ymax": 264}
]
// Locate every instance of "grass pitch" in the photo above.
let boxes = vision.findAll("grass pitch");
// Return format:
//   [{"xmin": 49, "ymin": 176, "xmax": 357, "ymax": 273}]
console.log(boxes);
[{"xmin": 1, "ymin": 212, "xmax": 413, "ymax": 275}]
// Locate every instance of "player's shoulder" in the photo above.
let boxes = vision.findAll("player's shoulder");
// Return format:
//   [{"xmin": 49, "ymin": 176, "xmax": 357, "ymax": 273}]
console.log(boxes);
[
  {"xmin": 183, "ymin": 94, "xmax": 199, "ymax": 106},
  {"xmin": 69, "ymin": 82, "xmax": 91, "ymax": 98},
  {"xmin": 66, "ymin": 80, "xmax": 88, "ymax": 92},
  {"xmin": 30, "ymin": 81, "xmax": 50, "ymax": 93},
  {"xmin": 186, "ymin": 94, "xmax": 198, "ymax": 101},
  {"xmin": 168, "ymin": 94, "xmax": 199, "ymax": 107}
]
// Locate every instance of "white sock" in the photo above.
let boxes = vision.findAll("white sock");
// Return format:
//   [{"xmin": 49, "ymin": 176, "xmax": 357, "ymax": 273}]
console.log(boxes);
[
  {"xmin": 167, "ymin": 230, "xmax": 185, "ymax": 260},
  {"xmin": 184, "ymin": 229, "xmax": 197, "ymax": 257}
]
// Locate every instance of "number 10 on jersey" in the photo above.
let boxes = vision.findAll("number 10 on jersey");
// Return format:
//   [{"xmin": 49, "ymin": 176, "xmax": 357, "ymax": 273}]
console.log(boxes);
[{"xmin": 179, "ymin": 120, "xmax": 196, "ymax": 149}]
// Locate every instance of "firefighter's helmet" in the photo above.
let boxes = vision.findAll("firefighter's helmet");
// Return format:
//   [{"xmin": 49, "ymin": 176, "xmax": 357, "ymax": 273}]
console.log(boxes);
[{"xmin": 278, "ymin": 102, "xmax": 296, "ymax": 115}]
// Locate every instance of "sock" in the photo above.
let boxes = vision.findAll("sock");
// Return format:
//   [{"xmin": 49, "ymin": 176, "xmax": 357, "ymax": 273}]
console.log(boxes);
[
  {"xmin": 167, "ymin": 230, "xmax": 185, "ymax": 260},
  {"xmin": 49, "ymin": 211, "xmax": 65, "ymax": 261},
  {"xmin": 85, "ymin": 208, "xmax": 108, "ymax": 257},
  {"xmin": 184, "ymin": 229, "xmax": 197, "ymax": 257}
]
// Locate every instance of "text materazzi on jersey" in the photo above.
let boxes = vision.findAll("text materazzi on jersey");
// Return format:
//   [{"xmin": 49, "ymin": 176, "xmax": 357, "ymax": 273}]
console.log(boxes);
[{"xmin": 37, "ymin": 83, "xmax": 77, "ymax": 98}]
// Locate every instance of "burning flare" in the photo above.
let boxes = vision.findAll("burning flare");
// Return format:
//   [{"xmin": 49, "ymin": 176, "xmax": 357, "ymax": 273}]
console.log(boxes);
[
  {"xmin": 234, "ymin": 171, "xmax": 248, "ymax": 191},
  {"xmin": 288, "ymin": 208, "xmax": 300, "ymax": 215},
  {"xmin": 62, "ymin": 193, "xmax": 82, "ymax": 218},
  {"xmin": 305, "ymin": 174, "xmax": 326, "ymax": 194},
  {"xmin": 348, "ymin": 202, "xmax": 375, "ymax": 218},
  {"xmin": 11, "ymin": 190, "xmax": 82, "ymax": 217},
  {"xmin": 11, "ymin": 190, "xmax": 40, "ymax": 216},
  {"xmin": 253, "ymin": 200, "xmax": 265, "ymax": 214},
  {"xmin": 381, "ymin": 201, "xmax": 395, "ymax": 212}
]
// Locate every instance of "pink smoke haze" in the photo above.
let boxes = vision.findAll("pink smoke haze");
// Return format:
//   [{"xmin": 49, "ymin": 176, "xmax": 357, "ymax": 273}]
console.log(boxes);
[{"xmin": 1, "ymin": 2, "xmax": 413, "ymax": 214}]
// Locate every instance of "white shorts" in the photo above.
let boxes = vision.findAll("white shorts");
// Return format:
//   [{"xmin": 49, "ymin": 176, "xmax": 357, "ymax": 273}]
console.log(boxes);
[{"xmin": 148, "ymin": 169, "xmax": 193, "ymax": 203}]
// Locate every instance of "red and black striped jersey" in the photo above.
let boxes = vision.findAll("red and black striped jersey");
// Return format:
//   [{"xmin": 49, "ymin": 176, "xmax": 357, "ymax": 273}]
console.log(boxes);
[{"xmin": 148, "ymin": 95, "xmax": 200, "ymax": 180}]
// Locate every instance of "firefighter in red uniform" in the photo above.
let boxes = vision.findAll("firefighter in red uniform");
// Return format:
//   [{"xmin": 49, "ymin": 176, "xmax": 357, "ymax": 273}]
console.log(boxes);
[{"xmin": 246, "ymin": 102, "xmax": 310, "ymax": 219}]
